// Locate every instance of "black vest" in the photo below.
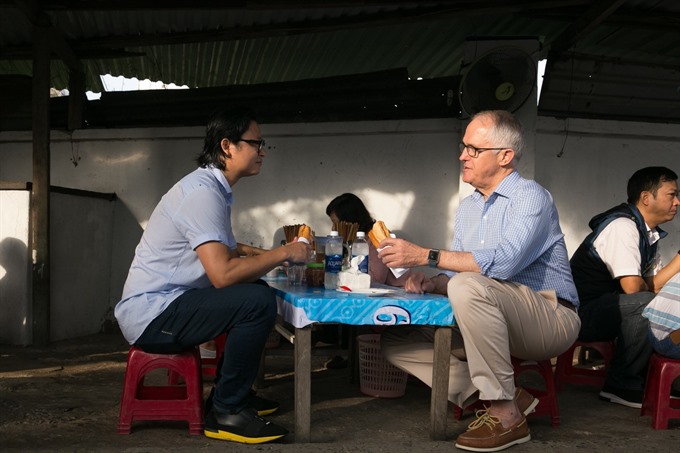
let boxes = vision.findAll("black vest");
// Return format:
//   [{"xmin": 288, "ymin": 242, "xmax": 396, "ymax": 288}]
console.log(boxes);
[{"xmin": 569, "ymin": 203, "xmax": 665, "ymax": 304}]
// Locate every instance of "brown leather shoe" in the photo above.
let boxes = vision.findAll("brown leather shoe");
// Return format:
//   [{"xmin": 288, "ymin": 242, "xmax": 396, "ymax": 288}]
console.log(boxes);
[
  {"xmin": 515, "ymin": 387, "xmax": 538, "ymax": 415},
  {"xmin": 455, "ymin": 413, "xmax": 530, "ymax": 452}
]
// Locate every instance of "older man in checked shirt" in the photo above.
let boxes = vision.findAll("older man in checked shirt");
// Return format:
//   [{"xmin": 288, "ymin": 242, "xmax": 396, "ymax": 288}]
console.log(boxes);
[{"xmin": 377, "ymin": 110, "xmax": 580, "ymax": 452}]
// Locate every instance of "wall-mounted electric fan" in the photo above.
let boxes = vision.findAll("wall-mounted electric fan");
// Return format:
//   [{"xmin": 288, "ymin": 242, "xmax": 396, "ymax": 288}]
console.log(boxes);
[{"xmin": 459, "ymin": 47, "xmax": 536, "ymax": 117}]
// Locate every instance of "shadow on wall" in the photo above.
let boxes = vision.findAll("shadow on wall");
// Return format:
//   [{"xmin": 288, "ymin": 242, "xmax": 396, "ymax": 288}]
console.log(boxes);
[
  {"xmin": 0, "ymin": 237, "xmax": 29, "ymax": 344},
  {"xmin": 109, "ymin": 198, "xmax": 145, "ymax": 321}
]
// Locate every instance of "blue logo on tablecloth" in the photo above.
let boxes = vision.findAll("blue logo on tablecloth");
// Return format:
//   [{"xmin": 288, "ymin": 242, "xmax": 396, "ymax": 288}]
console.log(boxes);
[{"xmin": 373, "ymin": 305, "xmax": 411, "ymax": 325}]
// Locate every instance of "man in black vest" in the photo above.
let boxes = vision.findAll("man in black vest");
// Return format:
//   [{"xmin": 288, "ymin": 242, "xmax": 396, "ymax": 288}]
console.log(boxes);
[{"xmin": 570, "ymin": 166, "xmax": 680, "ymax": 408}]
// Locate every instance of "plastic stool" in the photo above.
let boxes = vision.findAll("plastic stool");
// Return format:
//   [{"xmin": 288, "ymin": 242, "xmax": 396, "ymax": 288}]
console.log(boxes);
[
  {"xmin": 117, "ymin": 347, "xmax": 204, "ymax": 435},
  {"xmin": 640, "ymin": 353, "xmax": 680, "ymax": 429},
  {"xmin": 201, "ymin": 333, "xmax": 227, "ymax": 378},
  {"xmin": 555, "ymin": 340, "xmax": 615, "ymax": 390},
  {"xmin": 512, "ymin": 357, "xmax": 560, "ymax": 427},
  {"xmin": 454, "ymin": 357, "xmax": 559, "ymax": 427}
]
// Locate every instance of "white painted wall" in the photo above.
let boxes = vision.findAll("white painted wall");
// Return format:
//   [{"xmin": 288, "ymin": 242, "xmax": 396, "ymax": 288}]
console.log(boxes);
[
  {"xmin": 0, "ymin": 116, "xmax": 678, "ymax": 344},
  {"xmin": 0, "ymin": 190, "xmax": 114, "ymax": 344},
  {"xmin": 0, "ymin": 191, "xmax": 31, "ymax": 345}
]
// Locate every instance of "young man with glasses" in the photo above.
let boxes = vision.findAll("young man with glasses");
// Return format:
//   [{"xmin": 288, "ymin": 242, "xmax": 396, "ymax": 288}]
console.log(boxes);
[
  {"xmin": 377, "ymin": 110, "xmax": 580, "ymax": 452},
  {"xmin": 115, "ymin": 107, "xmax": 310, "ymax": 444}
]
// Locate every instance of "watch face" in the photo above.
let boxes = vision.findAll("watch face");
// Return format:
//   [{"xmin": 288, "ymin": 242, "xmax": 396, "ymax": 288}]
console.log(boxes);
[{"xmin": 428, "ymin": 250, "xmax": 439, "ymax": 261}]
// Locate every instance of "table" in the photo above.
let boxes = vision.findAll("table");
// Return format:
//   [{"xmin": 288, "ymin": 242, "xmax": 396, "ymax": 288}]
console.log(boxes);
[{"xmin": 267, "ymin": 279, "xmax": 455, "ymax": 442}]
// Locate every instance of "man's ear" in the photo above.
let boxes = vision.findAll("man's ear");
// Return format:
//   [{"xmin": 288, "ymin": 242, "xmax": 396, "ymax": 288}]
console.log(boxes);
[
  {"xmin": 499, "ymin": 148, "xmax": 515, "ymax": 166},
  {"xmin": 639, "ymin": 191, "xmax": 651, "ymax": 206},
  {"xmin": 221, "ymin": 139, "xmax": 232, "ymax": 158}
]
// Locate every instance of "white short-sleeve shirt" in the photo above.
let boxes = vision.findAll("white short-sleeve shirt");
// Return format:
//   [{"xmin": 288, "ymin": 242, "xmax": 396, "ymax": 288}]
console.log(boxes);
[{"xmin": 593, "ymin": 217, "xmax": 662, "ymax": 278}]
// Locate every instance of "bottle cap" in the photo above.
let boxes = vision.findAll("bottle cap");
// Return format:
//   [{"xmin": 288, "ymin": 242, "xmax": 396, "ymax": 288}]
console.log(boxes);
[{"xmin": 356, "ymin": 231, "xmax": 365, "ymax": 238}]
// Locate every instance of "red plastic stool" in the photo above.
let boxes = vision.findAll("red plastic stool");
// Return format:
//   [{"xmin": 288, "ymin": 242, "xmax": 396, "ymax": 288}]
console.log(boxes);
[
  {"xmin": 453, "ymin": 358, "xmax": 559, "ymax": 427},
  {"xmin": 640, "ymin": 353, "xmax": 680, "ymax": 429},
  {"xmin": 117, "ymin": 347, "xmax": 204, "ymax": 435},
  {"xmin": 512, "ymin": 358, "xmax": 560, "ymax": 427},
  {"xmin": 201, "ymin": 333, "xmax": 228, "ymax": 378},
  {"xmin": 554, "ymin": 340, "xmax": 615, "ymax": 390}
]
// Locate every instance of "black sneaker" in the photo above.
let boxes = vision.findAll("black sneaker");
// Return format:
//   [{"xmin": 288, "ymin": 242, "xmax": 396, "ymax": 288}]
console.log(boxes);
[
  {"xmin": 599, "ymin": 384, "xmax": 643, "ymax": 408},
  {"xmin": 204, "ymin": 407, "xmax": 288, "ymax": 444},
  {"xmin": 205, "ymin": 389, "xmax": 280, "ymax": 417},
  {"xmin": 246, "ymin": 393, "xmax": 280, "ymax": 416}
]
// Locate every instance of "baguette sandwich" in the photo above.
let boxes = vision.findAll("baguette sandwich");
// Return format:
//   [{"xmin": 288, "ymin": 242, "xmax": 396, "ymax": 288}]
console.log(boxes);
[
  {"xmin": 297, "ymin": 224, "xmax": 312, "ymax": 243},
  {"xmin": 368, "ymin": 220, "xmax": 390, "ymax": 248}
]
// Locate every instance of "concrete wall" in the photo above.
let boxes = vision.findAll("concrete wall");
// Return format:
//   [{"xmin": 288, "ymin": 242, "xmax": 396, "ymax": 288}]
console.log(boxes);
[
  {"xmin": 0, "ymin": 191, "xmax": 31, "ymax": 345},
  {"xmin": 0, "ymin": 116, "xmax": 678, "ymax": 343},
  {"xmin": 0, "ymin": 189, "xmax": 114, "ymax": 344}
]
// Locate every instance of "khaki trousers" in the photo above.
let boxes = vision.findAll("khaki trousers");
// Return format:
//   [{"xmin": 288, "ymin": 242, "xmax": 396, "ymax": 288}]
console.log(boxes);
[{"xmin": 381, "ymin": 272, "xmax": 580, "ymax": 407}]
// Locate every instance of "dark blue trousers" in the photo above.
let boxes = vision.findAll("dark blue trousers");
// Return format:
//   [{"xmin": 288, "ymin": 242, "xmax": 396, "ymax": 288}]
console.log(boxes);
[
  {"xmin": 134, "ymin": 281, "xmax": 277, "ymax": 414},
  {"xmin": 578, "ymin": 291, "xmax": 654, "ymax": 391}
]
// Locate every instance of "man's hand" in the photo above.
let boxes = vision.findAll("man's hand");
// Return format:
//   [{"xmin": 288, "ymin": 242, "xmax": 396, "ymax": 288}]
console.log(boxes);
[
  {"xmin": 284, "ymin": 240, "xmax": 311, "ymax": 265},
  {"xmin": 403, "ymin": 271, "xmax": 435, "ymax": 294},
  {"xmin": 378, "ymin": 237, "xmax": 428, "ymax": 268}
]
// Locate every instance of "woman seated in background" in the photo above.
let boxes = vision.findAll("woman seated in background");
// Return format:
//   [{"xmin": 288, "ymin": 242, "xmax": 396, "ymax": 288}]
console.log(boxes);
[
  {"xmin": 319, "ymin": 193, "xmax": 410, "ymax": 368},
  {"xmin": 326, "ymin": 192, "xmax": 410, "ymax": 287}
]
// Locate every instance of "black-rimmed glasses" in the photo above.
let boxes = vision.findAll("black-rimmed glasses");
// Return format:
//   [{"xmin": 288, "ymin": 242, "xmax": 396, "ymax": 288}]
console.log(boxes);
[
  {"xmin": 459, "ymin": 142, "xmax": 509, "ymax": 158},
  {"xmin": 240, "ymin": 138, "xmax": 266, "ymax": 152}
]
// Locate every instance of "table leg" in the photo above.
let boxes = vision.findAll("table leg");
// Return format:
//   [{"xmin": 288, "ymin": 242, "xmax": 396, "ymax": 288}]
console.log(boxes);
[
  {"xmin": 294, "ymin": 326, "xmax": 312, "ymax": 442},
  {"xmin": 347, "ymin": 325, "xmax": 358, "ymax": 384},
  {"xmin": 431, "ymin": 326, "xmax": 452, "ymax": 440}
]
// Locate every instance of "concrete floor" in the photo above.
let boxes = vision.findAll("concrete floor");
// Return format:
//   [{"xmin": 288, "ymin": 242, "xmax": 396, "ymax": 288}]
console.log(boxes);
[{"xmin": 1, "ymin": 332, "xmax": 679, "ymax": 452}]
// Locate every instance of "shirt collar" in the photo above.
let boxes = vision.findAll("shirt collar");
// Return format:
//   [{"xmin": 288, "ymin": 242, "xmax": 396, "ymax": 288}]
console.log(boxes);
[
  {"xmin": 207, "ymin": 165, "xmax": 233, "ymax": 195},
  {"xmin": 472, "ymin": 170, "xmax": 520, "ymax": 201},
  {"xmin": 645, "ymin": 222, "xmax": 662, "ymax": 245}
]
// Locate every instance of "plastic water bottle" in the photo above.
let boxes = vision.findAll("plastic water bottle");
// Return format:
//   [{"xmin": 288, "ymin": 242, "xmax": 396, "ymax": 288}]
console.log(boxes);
[
  {"xmin": 324, "ymin": 231, "xmax": 343, "ymax": 289},
  {"xmin": 352, "ymin": 231, "xmax": 369, "ymax": 274}
]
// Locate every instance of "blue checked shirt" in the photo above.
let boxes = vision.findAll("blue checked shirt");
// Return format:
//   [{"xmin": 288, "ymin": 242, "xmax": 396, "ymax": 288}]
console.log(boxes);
[{"xmin": 446, "ymin": 171, "xmax": 579, "ymax": 306}]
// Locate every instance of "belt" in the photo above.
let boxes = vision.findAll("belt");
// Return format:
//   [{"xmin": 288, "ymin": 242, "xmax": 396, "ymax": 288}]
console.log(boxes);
[{"xmin": 557, "ymin": 298, "xmax": 576, "ymax": 311}]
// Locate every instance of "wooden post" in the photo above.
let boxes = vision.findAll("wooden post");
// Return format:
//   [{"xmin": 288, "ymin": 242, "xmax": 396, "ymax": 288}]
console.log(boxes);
[
  {"xmin": 67, "ymin": 67, "xmax": 85, "ymax": 131},
  {"xmin": 31, "ymin": 23, "xmax": 51, "ymax": 346}
]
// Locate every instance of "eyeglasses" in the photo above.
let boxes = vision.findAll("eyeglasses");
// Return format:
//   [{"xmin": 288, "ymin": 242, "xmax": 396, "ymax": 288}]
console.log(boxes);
[
  {"xmin": 459, "ymin": 142, "xmax": 509, "ymax": 158},
  {"xmin": 239, "ymin": 138, "xmax": 266, "ymax": 153}
]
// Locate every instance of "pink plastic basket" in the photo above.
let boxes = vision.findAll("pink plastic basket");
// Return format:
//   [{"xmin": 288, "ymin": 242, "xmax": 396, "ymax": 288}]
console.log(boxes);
[{"xmin": 357, "ymin": 334, "xmax": 408, "ymax": 398}]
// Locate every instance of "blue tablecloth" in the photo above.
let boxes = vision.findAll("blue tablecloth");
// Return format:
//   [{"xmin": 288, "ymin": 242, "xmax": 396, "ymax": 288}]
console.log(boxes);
[{"xmin": 267, "ymin": 278, "xmax": 454, "ymax": 328}]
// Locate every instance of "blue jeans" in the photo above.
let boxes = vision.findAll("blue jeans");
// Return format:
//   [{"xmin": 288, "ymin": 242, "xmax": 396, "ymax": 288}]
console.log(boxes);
[
  {"xmin": 578, "ymin": 291, "xmax": 654, "ymax": 391},
  {"xmin": 648, "ymin": 331, "xmax": 680, "ymax": 360},
  {"xmin": 134, "ymin": 281, "xmax": 278, "ymax": 414}
]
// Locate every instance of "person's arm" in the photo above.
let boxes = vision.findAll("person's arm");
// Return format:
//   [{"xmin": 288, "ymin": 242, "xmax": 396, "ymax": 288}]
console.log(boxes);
[
  {"xmin": 594, "ymin": 218, "xmax": 648, "ymax": 293},
  {"xmin": 196, "ymin": 240, "xmax": 310, "ymax": 288},
  {"xmin": 378, "ymin": 237, "xmax": 480, "ymax": 273},
  {"xmin": 619, "ymin": 275, "xmax": 649, "ymax": 293},
  {"xmin": 367, "ymin": 243, "xmax": 390, "ymax": 284},
  {"xmin": 647, "ymin": 251, "xmax": 680, "ymax": 293},
  {"xmin": 403, "ymin": 271, "xmax": 450, "ymax": 295},
  {"xmin": 236, "ymin": 242, "xmax": 267, "ymax": 256}
]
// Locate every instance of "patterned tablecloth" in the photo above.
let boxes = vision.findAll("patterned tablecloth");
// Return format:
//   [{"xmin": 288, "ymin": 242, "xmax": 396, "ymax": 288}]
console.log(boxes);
[{"xmin": 266, "ymin": 278, "xmax": 454, "ymax": 328}]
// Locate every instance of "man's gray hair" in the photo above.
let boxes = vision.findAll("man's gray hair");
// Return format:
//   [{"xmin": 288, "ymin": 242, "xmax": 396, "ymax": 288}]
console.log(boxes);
[{"xmin": 472, "ymin": 110, "xmax": 524, "ymax": 164}]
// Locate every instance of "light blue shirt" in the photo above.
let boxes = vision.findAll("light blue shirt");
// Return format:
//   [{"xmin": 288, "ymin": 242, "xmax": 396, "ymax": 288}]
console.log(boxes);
[
  {"xmin": 114, "ymin": 166, "xmax": 237, "ymax": 344},
  {"xmin": 446, "ymin": 171, "xmax": 579, "ymax": 306},
  {"xmin": 642, "ymin": 273, "xmax": 680, "ymax": 340}
]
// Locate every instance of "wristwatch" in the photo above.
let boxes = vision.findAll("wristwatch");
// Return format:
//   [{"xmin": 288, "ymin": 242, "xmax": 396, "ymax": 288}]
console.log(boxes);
[{"xmin": 428, "ymin": 249, "xmax": 440, "ymax": 268}]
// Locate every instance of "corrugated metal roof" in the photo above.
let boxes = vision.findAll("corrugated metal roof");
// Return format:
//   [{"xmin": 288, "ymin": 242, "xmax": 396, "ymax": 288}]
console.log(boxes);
[{"xmin": 1, "ymin": 1, "xmax": 680, "ymax": 125}]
